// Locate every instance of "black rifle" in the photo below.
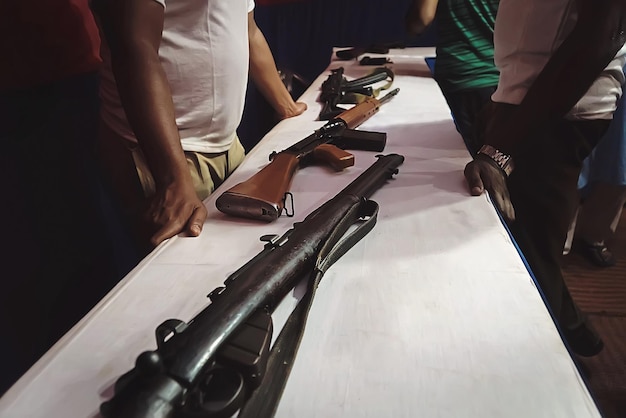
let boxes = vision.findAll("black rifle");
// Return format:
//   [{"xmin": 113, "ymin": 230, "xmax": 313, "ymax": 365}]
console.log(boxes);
[
  {"xmin": 318, "ymin": 66, "xmax": 394, "ymax": 121},
  {"xmin": 100, "ymin": 154, "xmax": 405, "ymax": 418}
]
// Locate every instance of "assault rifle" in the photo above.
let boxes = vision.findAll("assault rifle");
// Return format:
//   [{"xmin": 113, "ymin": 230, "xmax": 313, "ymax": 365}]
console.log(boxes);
[
  {"xmin": 318, "ymin": 66, "xmax": 394, "ymax": 121},
  {"xmin": 100, "ymin": 154, "xmax": 405, "ymax": 418},
  {"xmin": 215, "ymin": 87, "xmax": 399, "ymax": 222}
]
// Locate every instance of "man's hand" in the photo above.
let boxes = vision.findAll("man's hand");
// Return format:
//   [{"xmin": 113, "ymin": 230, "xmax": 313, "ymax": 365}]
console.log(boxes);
[
  {"xmin": 248, "ymin": 11, "xmax": 308, "ymax": 122},
  {"xmin": 146, "ymin": 180, "xmax": 208, "ymax": 247},
  {"xmin": 464, "ymin": 157, "xmax": 515, "ymax": 222},
  {"xmin": 279, "ymin": 101, "xmax": 307, "ymax": 119}
]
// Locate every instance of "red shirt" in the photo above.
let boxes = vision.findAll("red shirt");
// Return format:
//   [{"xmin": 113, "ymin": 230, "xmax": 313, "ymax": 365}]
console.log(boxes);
[{"xmin": 0, "ymin": 0, "xmax": 101, "ymax": 90}]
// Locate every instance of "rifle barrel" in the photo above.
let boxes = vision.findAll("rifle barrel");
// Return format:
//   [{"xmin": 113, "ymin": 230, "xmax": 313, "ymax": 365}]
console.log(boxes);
[
  {"xmin": 378, "ymin": 88, "xmax": 400, "ymax": 105},
  {"xmin": 101, "ymin": 154, "xmax": 405, "ymax": 418}
]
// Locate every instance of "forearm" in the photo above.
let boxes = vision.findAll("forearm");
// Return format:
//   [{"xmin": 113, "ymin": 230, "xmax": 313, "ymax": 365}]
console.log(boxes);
[
  {"xmin": 111, "ymin": 47, "xmax": 190, "ymax": 187},
  {"xmin": 487, "ymin": 0, "xmax": 626, "ymax": 156},
  {"xmin": 96, "ymin": 0, "xmax": 191, "ymax": 188},
  {"xmin": 248, "ymin": 23, "xmax": 301, "ymax": 118}
]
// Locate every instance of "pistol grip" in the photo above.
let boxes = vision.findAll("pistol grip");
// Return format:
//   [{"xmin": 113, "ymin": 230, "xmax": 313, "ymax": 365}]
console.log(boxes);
[{"xmin": 313, "ymin": 144, "xmax": 354, "ymax": 171}]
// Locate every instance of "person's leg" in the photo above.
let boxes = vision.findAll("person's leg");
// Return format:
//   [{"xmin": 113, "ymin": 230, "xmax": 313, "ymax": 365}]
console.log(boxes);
[
  {"xmin": 577, "ymin": 182, "xmax": 626, "ymax": 242},
  {"xmin": 563, "ymin": 205, "xmax": 580, "ymax": 255},
  {"xmin": 440, "ymin": 86, "xmax": 496, "ymax": 154},
  {"xmin": 99, "ymin": 129, "xmax": 246, "ymax": 251},
  {"xmin": 96, "ymin": 120, "xmax": 153, "ymax": 256},
  {"xmin": 506, "ymin": 118, "xmax": 609, "ymax": 356},
  {"xmin": 0, "ymin": 73, "xmax": 118, "ymax": 392},
  {"xmin": 574, "ymin": 182, "xmax": 626, "ymax": 266},
  {"xmin": 226, "ymin": 135, "xmax": 246, "ymax": 175},
  {"xmin": 43, "ymin": 74, "xmax": 121, "ymax": 345},
  {"xmin": 185, "ymin": 136, "xmax": 246, "ymax": 201}
]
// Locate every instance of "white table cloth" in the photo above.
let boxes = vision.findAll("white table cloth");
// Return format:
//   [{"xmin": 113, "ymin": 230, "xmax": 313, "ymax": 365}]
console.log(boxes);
[{"xmin": 0, "ymin": 48, "xmax": 600, "ymax": 418}]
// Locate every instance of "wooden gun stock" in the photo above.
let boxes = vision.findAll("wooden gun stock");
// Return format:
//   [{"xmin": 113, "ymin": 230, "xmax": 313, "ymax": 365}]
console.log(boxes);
[
  {"xmin": 216, "ymin": 145, "xmax": 354, "ymax": 222},
  {"xmin": 216, "ymin": 153, "xmax": 300, "ymax": 222}
]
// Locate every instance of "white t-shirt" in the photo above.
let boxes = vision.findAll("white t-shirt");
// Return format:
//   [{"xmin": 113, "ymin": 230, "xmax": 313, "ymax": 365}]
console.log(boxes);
[
  {"xmin": 99, "ymin": 0, "xmax": 255, "ymax": 153},
  {"xmin": 492, "ymin": 0, "xmax": 626, "ymax": 120}
]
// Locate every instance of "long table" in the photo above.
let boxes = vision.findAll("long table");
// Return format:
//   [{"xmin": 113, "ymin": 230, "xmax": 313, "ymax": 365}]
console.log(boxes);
[{"xmin": 0, "ymin": 48, "xmax": 601, "ymax": 418}]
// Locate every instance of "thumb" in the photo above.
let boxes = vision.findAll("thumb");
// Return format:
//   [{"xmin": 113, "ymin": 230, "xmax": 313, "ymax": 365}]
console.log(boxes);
[
  {"xmin": 464, "ymin": 162, "xmax": 485, "ymax": 196},
  {"xmin": 186, "ymin": 205, "xmax": 208, "ymax": 237}
]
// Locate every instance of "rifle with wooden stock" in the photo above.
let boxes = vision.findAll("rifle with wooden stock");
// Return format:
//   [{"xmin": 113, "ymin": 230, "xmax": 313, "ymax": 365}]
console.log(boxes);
[
  {"xmin": 100, "ymin": 154, "xmax": 405, "ymax": 418},
  {"xmin": 215, "ymin": 87, "xmax": 400, "ymax": 222}
]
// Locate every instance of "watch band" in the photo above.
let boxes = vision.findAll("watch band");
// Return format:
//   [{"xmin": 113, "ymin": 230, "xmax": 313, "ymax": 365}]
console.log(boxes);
[{"xmin": 477, "ymin": 144, "xmax": 515, "ymax": 176}]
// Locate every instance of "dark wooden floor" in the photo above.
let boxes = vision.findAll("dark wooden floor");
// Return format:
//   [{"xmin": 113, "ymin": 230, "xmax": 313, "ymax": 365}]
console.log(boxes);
[{"xmin": 562, "ymin": 208, "xmax": 626, "ymax": 418}]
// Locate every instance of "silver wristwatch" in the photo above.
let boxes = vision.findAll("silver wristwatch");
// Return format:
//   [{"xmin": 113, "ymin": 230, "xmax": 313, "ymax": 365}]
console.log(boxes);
[{"xmin": 477, "ymin": 144, "xmax": 515, "ymax": 176}]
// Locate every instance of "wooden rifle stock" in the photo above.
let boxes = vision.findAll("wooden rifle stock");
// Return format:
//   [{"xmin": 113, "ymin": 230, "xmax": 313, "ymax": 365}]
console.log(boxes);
[
  {"xmin": 216, "ymin": 88, "xmax": 399, "ymax": 222},
  {"xmin": 215, "ymin": 153, "xmax": 300, "ymax": 221}
]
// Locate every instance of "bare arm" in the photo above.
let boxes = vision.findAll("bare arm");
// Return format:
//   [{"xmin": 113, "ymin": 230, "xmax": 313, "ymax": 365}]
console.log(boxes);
[
  {"xmin": 247, "ymin": 11, "xmax": 306, "ymax": 119},
  {"xmin": 485, "ymin": 0, "xmax": 626, "ymax": 156},
  {"xmin": 405, "ymin": 0, "xmax": 439, "ymax": 36},
  {"xmin": 465, "ymin": 0, "xmax": 626, "ymax": 222},
  {"xmin": 95, "ymin": 0, "xmax": 206, "ymax": 246}
]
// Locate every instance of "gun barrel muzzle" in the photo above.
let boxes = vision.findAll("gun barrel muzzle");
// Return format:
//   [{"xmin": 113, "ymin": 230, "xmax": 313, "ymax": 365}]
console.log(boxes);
[{"xmin": 378, "ymin": 88, "xmax": 400, "ymax": 104}]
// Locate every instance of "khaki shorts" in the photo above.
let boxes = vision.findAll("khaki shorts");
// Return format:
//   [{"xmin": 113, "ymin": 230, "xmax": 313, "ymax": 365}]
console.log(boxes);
[
  {"xmin": 98, "ymin": 123, "xmax": 246, "ymax": 251},
  {"xmin": 132, "ymin": 136, "xmax": 246, "ymax": 201}
]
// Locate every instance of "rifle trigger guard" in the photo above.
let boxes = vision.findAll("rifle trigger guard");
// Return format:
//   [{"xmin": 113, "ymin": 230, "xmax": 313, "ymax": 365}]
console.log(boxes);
[
  {"xmin": 155, "ymin": 319, "xmax": 188, "ymax": 349},
  {"xmin": 282, "ymin": 192, "xmax": 295, "ymax": 217}
]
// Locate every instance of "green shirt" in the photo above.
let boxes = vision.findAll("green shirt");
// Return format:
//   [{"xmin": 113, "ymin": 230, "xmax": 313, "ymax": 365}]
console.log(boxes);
[{"xmin": 434, "ymin": 0, "xmax": 500, "ymax": 93}]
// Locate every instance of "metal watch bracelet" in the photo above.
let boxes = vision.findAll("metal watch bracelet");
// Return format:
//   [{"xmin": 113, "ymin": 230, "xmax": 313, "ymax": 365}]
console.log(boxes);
[{"xmin": 477, "ymin": 144, "xmax": 515, "ymax": 176}]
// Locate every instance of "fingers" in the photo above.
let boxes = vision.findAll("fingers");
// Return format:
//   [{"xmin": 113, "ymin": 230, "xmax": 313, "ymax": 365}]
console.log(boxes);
[
  {"xmin": 148, "ymin": 204, "xmax": 208, "ymax": 247},
  {"xmin": 149, "ymin": 218, "xmax": 183, "ymax": 247},
  {"xmin": 296, "ymin": 101, "xmax": 307, "ymax": 115},
  {"xmin": 186, "ymin": 204, "xmax": 208, "ymax": 237},
  {"xmin": 464, "ymin": 159, "xmax": 517, "ymax": 222},
  {"xmin": 464, "ymin": 161, "xmax": 485, "ymax": 196},
  {"xmin": 281, "ymin": 102, "xmax": 308, "ymax": 119}
]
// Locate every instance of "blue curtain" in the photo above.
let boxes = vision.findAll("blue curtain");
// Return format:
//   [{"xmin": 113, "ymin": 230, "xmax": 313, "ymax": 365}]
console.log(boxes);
[{"xmin": 238, "ymin": 0, "xmax": 438, "ymax": 151}]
